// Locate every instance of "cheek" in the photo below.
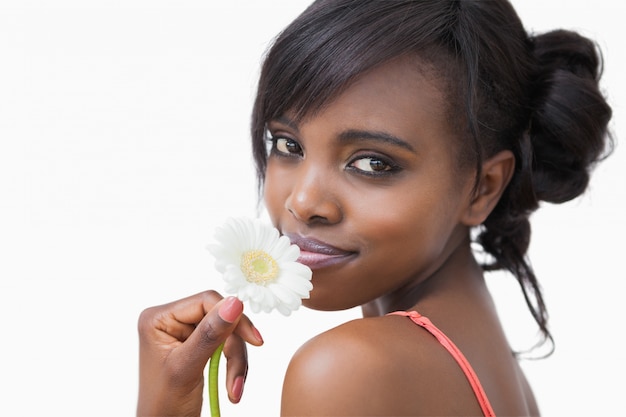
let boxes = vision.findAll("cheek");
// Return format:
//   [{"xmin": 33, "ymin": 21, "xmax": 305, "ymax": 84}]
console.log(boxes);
[
  {"xmin": 355, "ymin": 186, "xmax": 460, "ymax": 257},
  {"xmin": 262, "ymin": 164, "xmax": 287, "ymax": 222}
]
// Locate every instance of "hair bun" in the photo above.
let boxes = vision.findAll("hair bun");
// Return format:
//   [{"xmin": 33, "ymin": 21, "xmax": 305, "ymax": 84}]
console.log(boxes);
[{"xmin": 528, "ymin": 30, "xmax": 612, "ymax": 203}]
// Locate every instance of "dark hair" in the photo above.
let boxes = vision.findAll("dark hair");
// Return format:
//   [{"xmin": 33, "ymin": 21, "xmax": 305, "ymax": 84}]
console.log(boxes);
[{"xmin": 251, "ymin": 0, "xmax": 612, "ymax": 354}]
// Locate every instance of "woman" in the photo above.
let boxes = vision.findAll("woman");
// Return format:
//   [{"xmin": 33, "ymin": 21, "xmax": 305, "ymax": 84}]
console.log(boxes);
[{"xmin": 137, "ymin": 1, "xmax": 612, "ymax": 415}]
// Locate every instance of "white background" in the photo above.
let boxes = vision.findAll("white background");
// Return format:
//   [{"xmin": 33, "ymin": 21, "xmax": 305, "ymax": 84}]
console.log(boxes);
[{"xmin": 0, "ymin": 1, "xmax": 623, "ymax": 416}]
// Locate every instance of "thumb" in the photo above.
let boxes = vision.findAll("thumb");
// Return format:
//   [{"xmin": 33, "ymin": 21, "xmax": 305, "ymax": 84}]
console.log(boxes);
[{"xmin": 171, "ymin": 296, "xmax": 244, "ymax": 375}]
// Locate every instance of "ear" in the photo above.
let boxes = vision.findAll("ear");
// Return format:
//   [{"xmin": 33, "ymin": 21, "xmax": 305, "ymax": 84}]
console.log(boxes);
[{"xmin": 461, "ymin": 150, "xmax": 515, "ymax": 227}]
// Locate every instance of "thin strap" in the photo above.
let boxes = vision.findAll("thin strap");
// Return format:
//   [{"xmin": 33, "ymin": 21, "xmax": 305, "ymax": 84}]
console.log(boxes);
[{"xmin": 388, "ymin": 311, "xmax": 496, "ymax": 417}]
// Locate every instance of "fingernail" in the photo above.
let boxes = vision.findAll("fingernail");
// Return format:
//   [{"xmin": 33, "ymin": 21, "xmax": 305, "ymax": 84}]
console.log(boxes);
[
  {"xmin": 218, "ymin": 296, "xmax": 243, "ymax": 323},
  {"xmin": 232, "ymin": 375, "xmax": 245, "ymax": 403},
  {"xmin": 251, "ymin": 325, "xmax": 264, "ymax": 344}
]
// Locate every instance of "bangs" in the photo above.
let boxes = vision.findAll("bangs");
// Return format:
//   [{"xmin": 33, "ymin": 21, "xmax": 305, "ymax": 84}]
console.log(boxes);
[
  {"xmin": 258, "ymin": 0, "xmax": 457, "ymax": 122},
  {"xmin": 251, "ymin": 0, "xmax": 463, "ymax": 185}
]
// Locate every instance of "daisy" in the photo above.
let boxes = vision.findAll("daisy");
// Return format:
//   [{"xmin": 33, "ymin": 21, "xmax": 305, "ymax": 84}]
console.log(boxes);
[{"xmin": 207, "ymin": 217, "xmax": 313, "ymax": 316}]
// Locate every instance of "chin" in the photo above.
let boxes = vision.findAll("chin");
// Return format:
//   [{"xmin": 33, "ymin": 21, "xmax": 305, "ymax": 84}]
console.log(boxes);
[{"xmin": 302, "ymin": 293, "xmax": 361, "ymax": 312}]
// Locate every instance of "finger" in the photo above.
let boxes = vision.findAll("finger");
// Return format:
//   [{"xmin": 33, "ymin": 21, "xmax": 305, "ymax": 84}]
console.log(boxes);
[
  {"xmin": 189, "ymin": 292, "xmax": 263, "ymax": 347},
  {"xmin": 232, "ymin": 317, "xmax": 264, "ymax": 347},
  {"xmin": 223, "ymin": 334, "xmax": 249, "ymax": 403},
  {"xmin": 163, "ymin": 290, "xmax": 224, "ymax": 326},
  {"xmin": 169, "ymin": 296, "xmax": 244, "ymax": 377},
  {"xmin": 158, "ymin": 290, "xmax": 262, "ymax": 346},
  {"xmin": 138, "ymin": 291, "xmax": 222, "ymax": 345}
]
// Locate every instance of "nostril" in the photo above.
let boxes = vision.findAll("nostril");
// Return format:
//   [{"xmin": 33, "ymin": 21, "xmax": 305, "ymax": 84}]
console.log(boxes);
[
  {"xmin": 287, "ymin": 203, "xmax": 341, "ymax": 226},
  {"xmin": 307, "ymin": 214, "xmax": 331, "ymax": 225},
  {"xmin": 284, "ymin": 178, "xmax": 343, "ymax": 225}
]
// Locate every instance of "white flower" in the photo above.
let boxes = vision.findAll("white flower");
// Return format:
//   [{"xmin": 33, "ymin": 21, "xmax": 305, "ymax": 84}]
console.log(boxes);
[{"xmin": 207, "ymin": 217, "xmax": 313, "ymax": 316}]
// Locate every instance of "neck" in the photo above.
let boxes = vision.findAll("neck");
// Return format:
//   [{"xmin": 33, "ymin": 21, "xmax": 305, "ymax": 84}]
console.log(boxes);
[{"xmin": 361, "ymin": 234, "xmax": 486, "ymax": 318}]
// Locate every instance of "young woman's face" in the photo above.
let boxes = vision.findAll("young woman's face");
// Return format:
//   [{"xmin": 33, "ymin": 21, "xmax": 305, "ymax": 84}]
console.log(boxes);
[{"xmin": 263, "ymin": 57, "xmax": 476, "ymax": 311}]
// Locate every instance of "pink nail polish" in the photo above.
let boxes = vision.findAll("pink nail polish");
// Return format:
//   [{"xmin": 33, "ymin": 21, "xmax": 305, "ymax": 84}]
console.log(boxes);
[
  {"xmin": 218, "ymin": 296, "xmax": 243, "ymax": 323},
  {"xmin": 251, "ymin": 325, "xmax": 264, "ymax": 344},
  {"xmin": 232, "ymin": 376, "xmax": 245, "ymax": 403}
]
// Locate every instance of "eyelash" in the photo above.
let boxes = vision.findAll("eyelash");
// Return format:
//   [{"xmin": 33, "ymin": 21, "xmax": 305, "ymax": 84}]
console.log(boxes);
[
  {"xmin": 267, "ymin": 135, "xmax": 402, "ymax": 177},
  {"xmin": 267, "ymin": 136, "xmax": 303, "ymax": 158},
  {"xmin": 346, "ymin": 154, "xmax": 401, "ymax": 177}
]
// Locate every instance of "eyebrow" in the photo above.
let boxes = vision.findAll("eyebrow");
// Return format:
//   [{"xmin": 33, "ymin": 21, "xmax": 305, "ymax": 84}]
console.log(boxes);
[
  {"xmin": 338, "ymin": 129, "xmax": 416, "ymax": 153},
  {"xmin": 271, "ymin": 116, "xmax": 416, "ymax": 153}
]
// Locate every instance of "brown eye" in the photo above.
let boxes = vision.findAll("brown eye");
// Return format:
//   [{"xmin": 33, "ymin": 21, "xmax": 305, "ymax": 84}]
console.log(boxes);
[
  {"xmin": 275, "ymin": 138, "xmax": 303, "ymax": 155},
  {"xmin": 351, "ymin": 157, "xmax": 391, "ymax": 173}
]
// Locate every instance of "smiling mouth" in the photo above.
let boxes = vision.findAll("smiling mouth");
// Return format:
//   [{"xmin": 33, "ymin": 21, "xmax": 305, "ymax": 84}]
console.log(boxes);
[{"xmin": 285, "ymin": 234, "xmax": 357, "ymax": 270}]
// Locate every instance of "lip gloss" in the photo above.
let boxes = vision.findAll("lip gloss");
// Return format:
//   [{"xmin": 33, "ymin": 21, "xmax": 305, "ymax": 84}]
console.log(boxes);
[{"xmin": 286, "ymin": 234, "xmax": 357, "ymax": 270}]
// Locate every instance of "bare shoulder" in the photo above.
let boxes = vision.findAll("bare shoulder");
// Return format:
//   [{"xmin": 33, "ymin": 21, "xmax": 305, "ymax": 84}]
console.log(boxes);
[{"xmin": 281, "ymin": 315, "xmax": 484, "ymax": 416}]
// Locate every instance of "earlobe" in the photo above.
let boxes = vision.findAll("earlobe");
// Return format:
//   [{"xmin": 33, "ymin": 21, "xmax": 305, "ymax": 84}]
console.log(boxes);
[{"xmin": 461, "ymin": 150, "xmax": 515, "ymax": 226}]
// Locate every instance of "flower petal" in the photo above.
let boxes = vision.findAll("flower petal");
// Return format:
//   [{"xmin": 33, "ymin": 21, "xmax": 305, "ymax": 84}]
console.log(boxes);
[
  {"xmin": 208, "ymin": 217, "xmax": 313, "ymax": 315},
  {"xmin": 268, "ymin": 283, "xmax": 300, "ymax": 306},
  {"xmin": 268, "ymin": 235, "xmax": 292, "ymax": 259}
]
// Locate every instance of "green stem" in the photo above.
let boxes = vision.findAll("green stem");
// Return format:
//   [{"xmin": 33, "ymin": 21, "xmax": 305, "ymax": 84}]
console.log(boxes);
[{"xmin": 208, "ymin": 342, "xmax": 225, "ymax": 417}]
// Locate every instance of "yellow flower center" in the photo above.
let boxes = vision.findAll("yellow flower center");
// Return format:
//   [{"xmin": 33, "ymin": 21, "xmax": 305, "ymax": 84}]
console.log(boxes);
[{"xmin": 240, "ymin": 250, "xmax": 279, "ymax": 284}]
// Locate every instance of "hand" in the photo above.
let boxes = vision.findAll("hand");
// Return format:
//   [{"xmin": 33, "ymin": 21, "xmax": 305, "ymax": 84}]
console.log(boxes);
[{"xmin": 136, "ymin": 290, "xmax": 264, "ymax": 417}]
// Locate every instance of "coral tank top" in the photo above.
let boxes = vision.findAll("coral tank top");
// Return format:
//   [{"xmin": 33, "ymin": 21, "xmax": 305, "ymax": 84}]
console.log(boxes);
[{"xmin": 388, "ymin": 311, "xmax": 496, "ymax": 417}]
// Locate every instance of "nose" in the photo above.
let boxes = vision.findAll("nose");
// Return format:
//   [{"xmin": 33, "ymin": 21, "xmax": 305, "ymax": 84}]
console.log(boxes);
[{"xmin": 285, "ymin": 164, "xmax": 343, "ymax": 226}]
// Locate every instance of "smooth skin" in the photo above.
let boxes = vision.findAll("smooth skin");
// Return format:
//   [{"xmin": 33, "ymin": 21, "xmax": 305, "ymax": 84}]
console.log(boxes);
[
  {"xmin": 136, "ymin": 56, "xmax": 539, "ymax": 416},
  {"xmin": 264, "ymin": 56, "xmax": 539, "ymax": 416},
  {"xmin": 137, "ymin": 292, "xmax": 263, "ymax": 417}
]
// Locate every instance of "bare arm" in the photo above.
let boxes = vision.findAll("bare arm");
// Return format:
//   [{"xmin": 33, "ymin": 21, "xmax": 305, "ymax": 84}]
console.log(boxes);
[
  {"xmin": 280, "ymin": 317, "xmax": 485, "ymax": 417},
  {"xmin": 280, "ymin": 319, "xmax": 411, "ymax": 416}
]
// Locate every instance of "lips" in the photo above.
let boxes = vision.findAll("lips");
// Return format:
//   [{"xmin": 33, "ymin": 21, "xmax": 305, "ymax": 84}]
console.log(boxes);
[{"xmin": 285, "ymin": 233, "xmax": 357, "ymax": 270}]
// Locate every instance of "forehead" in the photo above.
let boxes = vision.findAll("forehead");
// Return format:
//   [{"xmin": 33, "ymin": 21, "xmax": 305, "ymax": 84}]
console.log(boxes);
[{"xmin": 291, "ymin": 56, "xmax": 452, "ymax": 143}]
